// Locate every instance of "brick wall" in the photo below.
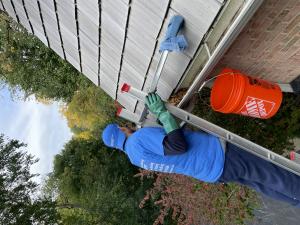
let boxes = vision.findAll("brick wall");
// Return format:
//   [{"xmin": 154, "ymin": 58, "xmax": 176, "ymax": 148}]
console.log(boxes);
[{"xmin": 215, "ymin": 0, "xmax": 300, "ymax": 83}]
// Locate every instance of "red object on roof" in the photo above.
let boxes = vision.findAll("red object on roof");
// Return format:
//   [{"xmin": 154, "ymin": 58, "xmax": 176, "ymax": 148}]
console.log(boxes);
[
  {"xmin": 121, "ymin": 83, "xmax": 131, "ymax": 93},
  {"xmin": 116, "ymin": 106, "xmax": 123, "ymax": 116}
]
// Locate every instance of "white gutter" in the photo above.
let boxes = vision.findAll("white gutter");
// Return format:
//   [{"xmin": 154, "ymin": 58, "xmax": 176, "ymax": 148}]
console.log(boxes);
[{"xmin": 177, "ymin": 0, "xmax": 264, "ymax": 108}]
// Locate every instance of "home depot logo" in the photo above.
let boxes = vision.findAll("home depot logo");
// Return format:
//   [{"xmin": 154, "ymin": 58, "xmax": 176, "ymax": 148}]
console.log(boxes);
[{"xmin": 240, "ymin": 97, "xmax": 275, "ymax": 118}]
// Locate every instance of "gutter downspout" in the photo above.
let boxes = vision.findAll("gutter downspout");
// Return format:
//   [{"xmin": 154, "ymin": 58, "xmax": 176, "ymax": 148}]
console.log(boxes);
[{"xmin": 177, "ymin": 0, "xmax": 264, "ymax": 108}]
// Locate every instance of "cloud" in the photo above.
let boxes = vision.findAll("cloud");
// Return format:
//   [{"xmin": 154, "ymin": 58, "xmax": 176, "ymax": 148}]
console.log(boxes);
[{"xmin": 0, "ymin": 89, "xmax": 72, "ymax": 182}]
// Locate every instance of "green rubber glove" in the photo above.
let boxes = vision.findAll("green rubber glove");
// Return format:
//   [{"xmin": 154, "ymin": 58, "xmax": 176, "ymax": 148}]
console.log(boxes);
[
  {"xmin": 145, "ymin": 92, "xmax": 166, "ymax": 118},
  {"xmin": 145, "ymin": 93, "xmax": 179, "ymax": 134}
]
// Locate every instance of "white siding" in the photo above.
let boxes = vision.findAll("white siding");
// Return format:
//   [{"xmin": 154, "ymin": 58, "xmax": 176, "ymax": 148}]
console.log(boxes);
[{"xmin": 6, "ymin": 0, "xmax": 223, "ymax": 113}]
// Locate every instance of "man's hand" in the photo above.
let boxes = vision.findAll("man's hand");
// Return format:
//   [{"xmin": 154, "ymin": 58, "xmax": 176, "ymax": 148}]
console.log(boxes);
[
  {"xmin": 145, "ymin": 93, "xmax": 167, "ymax": 118},
  {"xmin": 145, "ymin": 93, "xmax": 179, "ymax": 134}
]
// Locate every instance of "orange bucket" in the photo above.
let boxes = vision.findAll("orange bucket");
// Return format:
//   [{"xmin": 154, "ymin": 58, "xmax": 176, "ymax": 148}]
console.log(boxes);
[{"xmin": 210, "ymin": 68, "xmax": 282, "ymax": 119}]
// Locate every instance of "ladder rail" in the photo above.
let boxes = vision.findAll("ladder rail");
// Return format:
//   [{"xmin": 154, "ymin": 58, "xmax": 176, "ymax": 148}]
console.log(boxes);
[
  {"xmin": 137, "ymin": 15, "xmax": 187, "ymax": 122},
  {"xmin": 138, "ymin": 51, "xmax": 169, "ymax": 122},
  {"xmin": 121, "ymin": 84, "xmax": 300, "ymax": 176}
]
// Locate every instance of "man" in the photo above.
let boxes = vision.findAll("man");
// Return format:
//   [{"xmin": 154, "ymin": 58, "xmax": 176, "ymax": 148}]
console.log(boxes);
[{"xmin": 102, "ymin": 93, "xmax": 300, "ymax": 207}]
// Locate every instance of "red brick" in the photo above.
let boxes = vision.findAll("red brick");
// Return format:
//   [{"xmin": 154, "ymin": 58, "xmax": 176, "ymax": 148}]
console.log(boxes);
[
  {"xmin": 286, "ymin": 15, "xmax": 300, "ymax": 32},
  {"xmin": 282, "ymin": 36, "xmax": 300, "ymax": 52},
  {"xmin": 284, "ymin": 40, "xmax": 300, "ymax": 58},
  {"xmin": 285, "ymin": 0, "xmax": 299, "ymax": 10},
  {"xmin": 283, "ymin": 6, "xmax": 299, "ymax": 22},
  {"xmin": 216, "ymin": 0, "xmax": 300, "ymax": 83},
  {"xmin": 283, "ymin": 26, "xmax": 300, "ymax": 42},
  {"xmin": 265, "ymin": 0, "xmax": 281, "ymax": 8}
]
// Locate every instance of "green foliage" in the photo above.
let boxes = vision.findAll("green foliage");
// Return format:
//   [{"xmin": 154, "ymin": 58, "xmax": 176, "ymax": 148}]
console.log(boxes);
[
  {"xmin": 0, "ymin": 12, "xmax": 90, "ymax": 102},
  {"xmin": 193, "ymin": 89, "xmax": 300, "ymax": 154},
  {"xmin": 61, "ymin": 86, "xmax": 116, "ymax": 140},
  {"xmin": 0, "ymin": 134, "xmax": 59, "ymax": 225},
  {"xmin": 138, "ymin": 170, "xmax": 258, "ymax": 225},
  {"xmin": 50, "ymin": 138, "xmax": 159, "ymax": 225}
]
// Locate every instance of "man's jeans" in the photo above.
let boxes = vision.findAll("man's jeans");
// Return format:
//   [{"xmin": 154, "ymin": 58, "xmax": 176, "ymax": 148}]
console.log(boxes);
[{"xmin": 218, "ymin": 143, "xmax": 300, "ymax": 207}]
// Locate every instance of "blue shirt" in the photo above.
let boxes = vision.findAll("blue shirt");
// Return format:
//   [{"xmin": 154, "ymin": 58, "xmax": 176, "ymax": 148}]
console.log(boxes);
[{"xmin": 124, "ymin": 127, "xmax": 225, "ymax": 183}]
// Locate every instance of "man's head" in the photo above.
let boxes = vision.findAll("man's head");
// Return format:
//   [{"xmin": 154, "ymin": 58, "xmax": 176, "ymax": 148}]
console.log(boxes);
[
  {"xmin": 119, "ymin": 126, "xmax": 134, "ymax": 137},
  {"xmin": 102, "ymin": 124, "xmax": 133, "ymax": 151}
]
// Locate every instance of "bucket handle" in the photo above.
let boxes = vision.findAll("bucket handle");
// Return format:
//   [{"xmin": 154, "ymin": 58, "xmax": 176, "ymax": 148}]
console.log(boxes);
[{"xmin": 197, "ymin": 71, "xmax": 238, "ymax": 93}]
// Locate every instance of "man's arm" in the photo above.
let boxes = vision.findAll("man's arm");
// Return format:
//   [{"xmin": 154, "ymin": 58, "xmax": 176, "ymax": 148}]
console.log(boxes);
[
  {"xmin": 145, "ymin": 93, "xmax": 187, "ymax": 155},
  {"xmin": 163, "ymin": 128, "xmax": 187, "ymax": 155}
]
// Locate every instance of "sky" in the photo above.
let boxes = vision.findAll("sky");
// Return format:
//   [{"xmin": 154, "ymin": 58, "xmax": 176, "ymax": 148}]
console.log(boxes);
[{"xmin": 0, "ymin": 86, "xmax": 72, "ymax": 183}]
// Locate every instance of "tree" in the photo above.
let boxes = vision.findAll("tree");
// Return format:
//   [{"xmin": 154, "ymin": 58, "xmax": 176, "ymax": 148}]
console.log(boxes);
[
  {"xmin": 0, "ymin": 12, "xmax": 91, "ymax": 102},
  {"xmin": 60, "ymin": 86, "xmax": 115, "ymax": 140},
  {"xmin": 49, "ymin": 137, "xmax": 159, "ymax": 225},
  {"xmin": 0, "ymin": 134, "xmax": 59, "ymax": 225}
]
